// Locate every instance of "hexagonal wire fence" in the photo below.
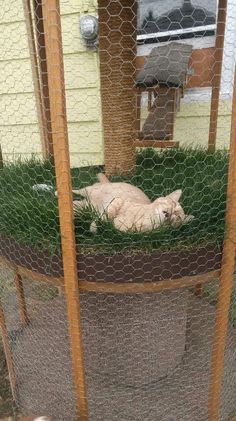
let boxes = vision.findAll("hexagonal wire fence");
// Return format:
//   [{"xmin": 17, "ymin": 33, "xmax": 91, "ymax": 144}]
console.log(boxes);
[{"xmin": 0, "ymin": 0, "xmax": 236, "ymax": 420}]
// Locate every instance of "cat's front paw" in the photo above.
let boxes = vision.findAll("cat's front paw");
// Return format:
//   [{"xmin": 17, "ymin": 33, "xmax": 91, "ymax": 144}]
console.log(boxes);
[{"xmin": 184, "ymin": 215, "xmax": 194, "ymax": 224}]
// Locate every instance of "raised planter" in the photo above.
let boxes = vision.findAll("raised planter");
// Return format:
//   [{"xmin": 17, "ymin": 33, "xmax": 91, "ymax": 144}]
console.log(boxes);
[
  {"xmin": 0, "ymin": 235, "xmax": 222, "ymax": 386},
  {"xmin": 0, "ymin": 235, "xmax": 222, "ymax": 282}
]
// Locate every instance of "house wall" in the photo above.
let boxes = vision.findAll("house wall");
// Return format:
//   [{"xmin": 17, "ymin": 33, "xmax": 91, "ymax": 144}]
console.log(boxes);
[
  {"xmin": 174, "ymin": 99, "xmax": 232, "ymax": 149},
  {"xmin": 0, "ymin": 0, "xmax": 103, "ymax": 167},
  {"xmin": 140, "ymin": 97, "xmax": 232, "ymax": 149}
]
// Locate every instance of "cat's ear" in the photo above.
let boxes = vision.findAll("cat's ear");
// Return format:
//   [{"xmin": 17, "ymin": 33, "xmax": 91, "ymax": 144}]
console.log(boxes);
[
  {"xmin": 167, "ymin": 189, "xmax": 182, "ymax": 202},
  {"xmin": 97, "ymin": 173, "xmax": 109, "ymax": 183}
]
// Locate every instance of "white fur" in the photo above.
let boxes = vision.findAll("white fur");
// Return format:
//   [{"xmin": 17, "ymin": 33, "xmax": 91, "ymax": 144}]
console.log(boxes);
[{"xmin": 72, "ymin": 174, "xmax": 194, "ymax": 233}]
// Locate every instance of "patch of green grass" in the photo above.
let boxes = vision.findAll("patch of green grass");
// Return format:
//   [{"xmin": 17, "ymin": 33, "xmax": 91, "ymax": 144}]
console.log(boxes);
[
  {"xmin": 0, "ymin": 148, "xmax": 228, "ymax": 255},
  {"xmin": 0, "ymin": 157, "xmax": 60, "ymax": 253}
]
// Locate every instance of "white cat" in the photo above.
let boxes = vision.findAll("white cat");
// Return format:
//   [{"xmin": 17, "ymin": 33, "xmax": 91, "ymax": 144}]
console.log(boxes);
[{"xmin": 72, "ymin": 174, "xmax": 194, "ymax": 233}]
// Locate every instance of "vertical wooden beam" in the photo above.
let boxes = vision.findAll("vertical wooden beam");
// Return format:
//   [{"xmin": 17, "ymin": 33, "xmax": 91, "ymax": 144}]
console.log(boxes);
[
  {"xmin": 208, "ymin": 0, "xmax": 228, "ymax": 152},
  {"xmin": 0, "ymin": 303, "xmax": 18, "ymax": 402},
  {"xmin": 0, "ymin": 144, "xmax": 3, "ymax": 169},
  {"xmin": 14, "ymin": 272, "xmax": 29, "ymax": 327},
  {"xmin": 98, "ymin": 0, "xmax": 137, "ymax": 176},
  {"xmin": 136, "ymin": 89, "xmax": 141, "ymax": 133},
  {"xmin": 170, "ymin": 88, "xmax": 177, "ymax": 140},
  {"xmin": 148, "ymin": 91, "xmax": 152, "ymax": 112},
  {"xmin": 23, "ymin": 0, "xmax": 49, "ymax": 158},
  {"xmin": 194, "ymin": 283, "xmax": 203, "ymax": 297},
  {"xmin": 208, "ymin": 67, "xmax": 236, "ymax": 421},
  {"xmin": 41, "ymin": 1, "xmax": 88, "ymax": 420},
  {"xmin": 33, "ymin": 0, "xmax": 54, "ymax": 157}
]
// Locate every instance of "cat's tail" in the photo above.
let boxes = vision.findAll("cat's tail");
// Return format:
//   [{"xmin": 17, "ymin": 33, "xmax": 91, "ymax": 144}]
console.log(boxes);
[
  {"xmin": 97, "ymin": 173, "xmax": 110, "ymax": 184},
  {"xmin": 71, "ymin": 173, "xmax": 109, "ymax": 198}
]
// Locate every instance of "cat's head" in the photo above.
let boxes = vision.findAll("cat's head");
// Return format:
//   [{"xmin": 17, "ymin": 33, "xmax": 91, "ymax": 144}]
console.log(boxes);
[{"xmin": 153, "ymin": 190, "xmax": 194, "ymax": 227}]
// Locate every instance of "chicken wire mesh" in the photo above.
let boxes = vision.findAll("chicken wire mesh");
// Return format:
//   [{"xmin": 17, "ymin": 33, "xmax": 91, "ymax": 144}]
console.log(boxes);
[{"xmin": 0, "ymin": 0, "xmax": 236, "ymax": 421}]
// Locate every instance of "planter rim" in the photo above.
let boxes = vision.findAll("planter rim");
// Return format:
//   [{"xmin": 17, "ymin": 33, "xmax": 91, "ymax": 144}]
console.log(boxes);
[{"xmin": 0, "ymin": 234, "xmax": 222, "ymax": 283}]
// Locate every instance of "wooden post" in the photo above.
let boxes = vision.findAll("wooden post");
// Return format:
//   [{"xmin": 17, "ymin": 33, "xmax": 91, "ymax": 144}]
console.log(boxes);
[
  {"xmin": 148, "ymin": 91, "xmax": 152, "ymax": 111},
  {"xmin": 41, "ymin": 1, "xmax": 88, "ymax": 420},
  {"xmin": 98, "ymin": 0, "xmax": 137, "ymax": 176},
  {"xmin": 195, "ymin": 283, "xmax": 203, "ymax": 297},
  {"xmin": 23, "ymin": 0, "xmax": 49, "ymax": 158},
  {"xmin": 33, "ymin": 0, "xmax": 54, "ymax": 157},
  {"xmin": 0, "ymin": 303, "xmax": 18, "ymax": 402},
  {"xmin": 136, "ymin": 89, "xmax": 142, "ymax": 133},
  {"xmin": 170, "ymin": 88, "xmax": 177, "ymax": 140},
  {"xmin": 14, "ymin": 272, "xmax": 29, "ymax": 327},
  {"xmin": 0, "ymin": 144, "xmax": 3, "ymax": 169},
  {"xmin": 208, "ymin": 0, "xmax": 228, "ymax": 152},
  {"xmin": 208, "ymin": 67, "xmax": 236, "ymax": 421}
]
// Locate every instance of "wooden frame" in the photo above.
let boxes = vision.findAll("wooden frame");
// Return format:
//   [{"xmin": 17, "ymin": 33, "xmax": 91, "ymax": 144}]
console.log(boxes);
[
  {"xmin": 23, "ymin": 0, "xmax": 47, "ymax": 157},
  {"xmin": 41, "ymin": 1, "xmax": 88, "ymax": 420},
  {"xmin": 208, "ymin": 66, "xmax": 236, "ymax": 421},
  {"xmin": 0, "ymin": 144, "xmax": 3, "ymax": 169},
  {"xmin": 0, "ymin": 303, "xmax": 18, "ymax": 402},
  {"xmin": 32, "ymin": 0, "xmax": 53, "ymax": 157},
  {"xmin": 23, "ymin": 0, "xmax": 53, "ymax": 158},
  {"xmin": 14, "ymin": 272, "xmax": 29, "ymax": 327},
  {"xmin": 79, "ymin": 270, "xmax": 219, "ymax": 294},
  {"xmin": 136, "ymin": 89, "xmax": 142, "ymax": 132},
  {"xmin": 0, "ymin": 256, "xmax": 220, "ymax": 295},
  {"xmin": 208, "ymin": 0, "xmax": 228, "ymax": 152}
]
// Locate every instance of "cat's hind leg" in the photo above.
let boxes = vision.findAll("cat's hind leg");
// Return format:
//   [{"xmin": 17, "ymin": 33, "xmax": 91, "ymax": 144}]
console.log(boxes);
[{"xmin": 106, "ymin": 197, "xmax": 123, "ymax": 219}]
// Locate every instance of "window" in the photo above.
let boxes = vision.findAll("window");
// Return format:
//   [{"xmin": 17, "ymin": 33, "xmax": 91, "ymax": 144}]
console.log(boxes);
[{"xmin": 137, "ymin": 0, "xmax": 217, "ymax": 45}]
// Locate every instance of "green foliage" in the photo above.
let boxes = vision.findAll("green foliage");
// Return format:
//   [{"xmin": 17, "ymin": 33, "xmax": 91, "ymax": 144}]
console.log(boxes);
[
  {"xmin": 75, "ymin": 147, "xmax": 227, "ymax": 254},
  {"xmin": 0, "ymin": 148, "xmax": 228, "ymax": 255},
  {"xmin": 0, "ymin": 157, "xmax": 60, "ymax": 254}
]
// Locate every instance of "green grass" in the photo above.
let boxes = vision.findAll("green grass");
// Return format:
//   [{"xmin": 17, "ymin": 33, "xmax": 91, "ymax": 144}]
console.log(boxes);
[{"xmin": 0, "ymin": 148, "xmax": 228, "ymax": 255}]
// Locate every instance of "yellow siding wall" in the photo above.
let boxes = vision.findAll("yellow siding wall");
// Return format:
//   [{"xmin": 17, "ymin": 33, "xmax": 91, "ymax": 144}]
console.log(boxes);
[
  {"xmin": 175, "ymin": 100, "xmax": 232, "ymax": 149},
  {"xmin": 0, "ymin": 1, "xmax": 232, "ymax": 168},
  {"xmin": 0, "ymin": 0, "xmax": 103, "ymax": 167},
  {"xmin": 141, "ymin": 98, "xmax": 232, "ymax": 150}
]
